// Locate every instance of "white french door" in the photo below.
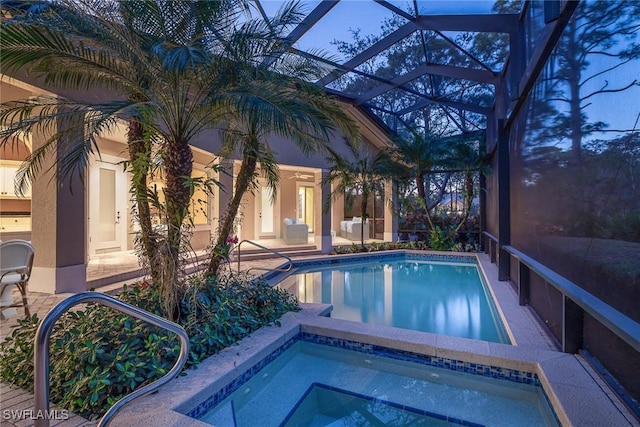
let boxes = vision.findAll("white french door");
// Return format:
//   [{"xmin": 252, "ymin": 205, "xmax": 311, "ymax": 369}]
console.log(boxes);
[
  {"xmin": 256, "ymin": 183, "xmax": 278, "ymax": 239},
  {"xmin": 89, "ymin": 156, "xmax": 128, "ymax": 255}
]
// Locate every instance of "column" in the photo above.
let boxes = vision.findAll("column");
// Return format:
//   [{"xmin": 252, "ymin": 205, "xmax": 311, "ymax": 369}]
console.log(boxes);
[
  {"xmin": 383, "ymin": 180, "xmax": 398, "ymax": 242},
  {"xmin": 497, "ymin": 118, "xmax": 511, "ymax": 281},
  {"xmin": 332, "ymin": 192, "xmax": 345, "ymax": 240},
  {"xmin": 29, "ymin": 120, "xmax": 87, "ymax": 293},
  {"xmin": 315, "ymin": 169, "xmax": 332, "ymax": 254}
]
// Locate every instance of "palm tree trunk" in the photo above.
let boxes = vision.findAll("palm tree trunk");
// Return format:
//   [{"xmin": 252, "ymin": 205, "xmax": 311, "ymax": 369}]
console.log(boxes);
[
  {"xmin": 127, "ymin": 117, "xmax": 161, "ymax": 285},
  {"xmin": 416, "ymin": 173, "xmax": 427, "ymax": 205},
  {"xmin": 416, "ymin": 173, "xmax": 436, "ymax": 230},
  {"xmin": 161, "ymin": 138, "xmax": 193, "ymax": 318},
  {"xmin": 164, "ymin": 138, "xmax": 193, "ymax": 254},
  {"xmin": 206, "ymin": 138, "xmax": 258, "ymax": 278},
  {"xmin": 451, "ymin": 170, "xmax": 474, "ymax": 236}
]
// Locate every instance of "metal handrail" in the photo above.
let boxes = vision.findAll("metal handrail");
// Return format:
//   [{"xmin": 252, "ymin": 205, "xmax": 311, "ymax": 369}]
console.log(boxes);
[
  {"xmin": 33, "ymin": 292, "xmax": 190, "ymax": 427},
  {"xmin": 502, "ymin": 245, "xmax": 640, "ymax": 353},
  {"xmin": 236, "ymin": 240, "xmax": 293, "ymax": 274},
  {"xmin": 482, "ymin": 231, "xmax": 498, "ymax": 243}
]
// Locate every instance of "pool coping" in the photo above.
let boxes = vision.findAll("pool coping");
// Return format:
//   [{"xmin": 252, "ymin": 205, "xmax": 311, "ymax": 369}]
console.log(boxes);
[{"xmin": 109, "ymin": 252, "xmax": 637, "ymax": 427}]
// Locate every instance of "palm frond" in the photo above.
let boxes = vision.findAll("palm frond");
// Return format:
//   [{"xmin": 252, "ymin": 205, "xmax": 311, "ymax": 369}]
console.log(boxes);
[
  {"xmin": 258, "ymin": 145, "xmax": 280, "ymax": 204},
  {"xmin": 1, "ymin": 23, "xmax": 140, "ymax": 94},
  {"xmin": 0, "ymin": 96, "xmax": 140, "ymax": 193}
]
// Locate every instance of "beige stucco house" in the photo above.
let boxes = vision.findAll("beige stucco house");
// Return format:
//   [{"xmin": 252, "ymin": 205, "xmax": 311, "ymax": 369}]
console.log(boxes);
[{"xmin": 0, "ymin": 75, "xmax": 398, "ymax": 295}]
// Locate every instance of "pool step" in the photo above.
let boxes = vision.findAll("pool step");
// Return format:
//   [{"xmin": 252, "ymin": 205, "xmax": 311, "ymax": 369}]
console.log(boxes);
[
  {"xmin": 89, "ymin": 253, "xmax": 209, "ymax": 290},
  {"xmin": 212, "ymin": 400, "xmax": 237, "ymax": 426}
]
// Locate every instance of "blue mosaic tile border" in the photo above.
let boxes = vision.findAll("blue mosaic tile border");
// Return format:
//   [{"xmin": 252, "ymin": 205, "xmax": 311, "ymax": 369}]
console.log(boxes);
[
  {"xmin": 261, "ymin": 251, "xmax": 477, "ymax": 282},
  {"xmin": 302, "ymin": 334, "xmax": 561, "ymax": 426},
  {"xmin": 404, "ymin": 252, "xmax": 477, "ymax": 264},
  {"xmin": 293, "ymin": 252, "xmax": 476, "ymax": 269},
  {"xmin": 187, "ymin": 331, "xmax": 559, "ymax": 422},
  {"xmin": 299, "ymin": 333, "xmax": 541, "ymax": 386},
  {"xmin": 186, "ymin": 334, "xmax": 299, "ymax": 420}
]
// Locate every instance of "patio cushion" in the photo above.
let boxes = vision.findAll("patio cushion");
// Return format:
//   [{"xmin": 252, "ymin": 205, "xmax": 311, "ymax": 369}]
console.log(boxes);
[{"xmin": 283, "ymin": 220, "xmax": 308, "ymax": 244}]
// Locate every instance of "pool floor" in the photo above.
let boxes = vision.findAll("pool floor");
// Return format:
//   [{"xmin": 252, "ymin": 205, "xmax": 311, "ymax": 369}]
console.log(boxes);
[
  {"xmin": 282, "ymin": 383, "xmax": 479, "ymax": 426},
  {"xmin": 199, "ymin": 341, "xmax": 558, "ymax": 426}
]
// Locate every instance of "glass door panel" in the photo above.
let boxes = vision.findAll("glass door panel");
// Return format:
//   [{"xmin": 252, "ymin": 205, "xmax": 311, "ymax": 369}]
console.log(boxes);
[
  {"xmin": 98, "ymin": 168, "xmax": 116, "ymax": 242},
  {"xmin": 297, "ymin": 185, "xmax": 314, "ymax": 233},
  {"xmin": 257, "ymin": 184, "xmax": 277, "ymax": 238},
  {"xmin": 89, "ymin": 158, "xmax": 127, "ymax": 255}
]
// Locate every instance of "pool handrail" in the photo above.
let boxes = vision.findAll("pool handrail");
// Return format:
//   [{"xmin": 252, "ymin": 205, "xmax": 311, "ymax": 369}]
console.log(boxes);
[
  {"xmin": 236, "ymin": 239, "xmax": 293, "ymax": 274},
  {"xmin": 502, "ymin": 245, "xmax": 640, "ymax": 353},
  {"xmin": 33, "ymin": 291, "xmax": 190, "ymax": 427}
]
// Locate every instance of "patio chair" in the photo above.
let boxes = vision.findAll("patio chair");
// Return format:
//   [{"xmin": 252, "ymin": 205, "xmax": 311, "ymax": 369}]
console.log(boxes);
[
  {"xmin": 283, "ymin": 218, "xmax": 309, "ymax": 244},
  {"xmin": 0, "ymin": 239, "xmax": 34, "ymax": 317}
]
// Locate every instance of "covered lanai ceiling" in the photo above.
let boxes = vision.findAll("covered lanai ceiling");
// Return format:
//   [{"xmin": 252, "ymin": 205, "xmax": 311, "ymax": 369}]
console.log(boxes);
[{"xmin": 249, "ymin": 0, "xmax": 525, "ymax": 135}]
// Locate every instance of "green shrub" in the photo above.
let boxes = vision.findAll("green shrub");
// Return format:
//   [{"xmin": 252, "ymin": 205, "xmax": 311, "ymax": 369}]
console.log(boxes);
[
  {"xmin": 0, "ymin": 273, "xmax": 299, "ymax": 420},
  {"xmin": 331, "ymin": 234, "xmax": 481, "ymax": 255},
  {"xmin": 428, "ymin": 226, "xmax": 455, "ymax": 250}
]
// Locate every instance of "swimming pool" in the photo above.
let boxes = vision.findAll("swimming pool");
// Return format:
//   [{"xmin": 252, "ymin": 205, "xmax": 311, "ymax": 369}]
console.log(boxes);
[
  {"xmin": 193, "ymin": 333, "xmax": 559, "ymax": 426},
  {"xmin": 276, "ymin": 254, "xmax": 509, "ymax": 343},
  {"xmin": 111, "ymin": 253, "xmax": 631, "ymax": 427}
]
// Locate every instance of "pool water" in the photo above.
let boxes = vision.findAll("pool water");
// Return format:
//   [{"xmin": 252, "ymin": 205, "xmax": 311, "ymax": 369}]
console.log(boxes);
[
  {"xmin": 282, "ymin": 383, "xmax": 480, "ymax": 426},
  {"xmin": 277, "ymin": 259, "xmax": 509, "ymax": 343},
  {"xmin": 199, "ymin": 340, "xmax": 558, "ymax": 426}
]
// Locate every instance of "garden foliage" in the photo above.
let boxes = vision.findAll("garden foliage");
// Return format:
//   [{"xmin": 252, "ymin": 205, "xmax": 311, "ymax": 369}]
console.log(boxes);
[{"xmin": 0, "ymin": 274, "xmax": 299, "ymax": 420}]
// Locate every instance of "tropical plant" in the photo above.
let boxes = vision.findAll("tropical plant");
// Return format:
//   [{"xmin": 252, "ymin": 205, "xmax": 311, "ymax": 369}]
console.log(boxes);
[
  {"xmin": 323, "ymin": 139, "xmax": 393, "ymax": 248},
  {"xmin": 0, "ymin": 0, "xmax": 245, "ymax": 316},
  {"xmin": 0, "ymin": 276, "xmax": 299, "ymax": 420},
  {"xmin": 391, "ymin": 128, "xmax": 486, "ymax": 238},
  {"xmin": 390, "ymin": 129, "xmax": 450, "ymax": 230},
  {"xmin": 203, "ymin": 2, "xmax": 359, "ymax": 278},
  {"xmin": 441, "ymin": 132, "xmax": 489, "ymax": 235},
  {"xmin": 1, "ymin": 0, "xmax": 163, "ymax": 289},
  {"xmin": 428, "ymin": 225, "xmax": 455, "ymax": 251}
]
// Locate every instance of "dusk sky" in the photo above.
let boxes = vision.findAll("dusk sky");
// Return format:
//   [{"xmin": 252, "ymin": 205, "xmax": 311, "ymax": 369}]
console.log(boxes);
[
  {"xmin": 250, "ymin": 1, "xmax": 639, "ymax": 137},
  {"xmin": 253, "ymin": 1, "xmax": 497, "ymax": 60}
]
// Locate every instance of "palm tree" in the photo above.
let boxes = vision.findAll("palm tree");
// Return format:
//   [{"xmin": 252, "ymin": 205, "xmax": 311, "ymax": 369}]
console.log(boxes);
[
  {"xmin": 323, "ymin": 140, "xmax": 393, "ymax": 248},
  {"xmin": 390, "ymin": 129, "xmax": 450, "ymax": 231},
  {"xmin": 0, "ymin": 0, "xmax": 243, "ymax": 316},
  {"xmin": 1, "ymin": 1, "xmax": 160, "ymax": 280},
  {"xmin": 203, "ymin": 3, "xmax": 359, "ymax": 278},
  {"xmin": 390, "ymin": 129, "xmax": 487, "ymax": 239},
  {"xmin": 440, "ymin": 131, "xmax": 488, "ymax": 236}
]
